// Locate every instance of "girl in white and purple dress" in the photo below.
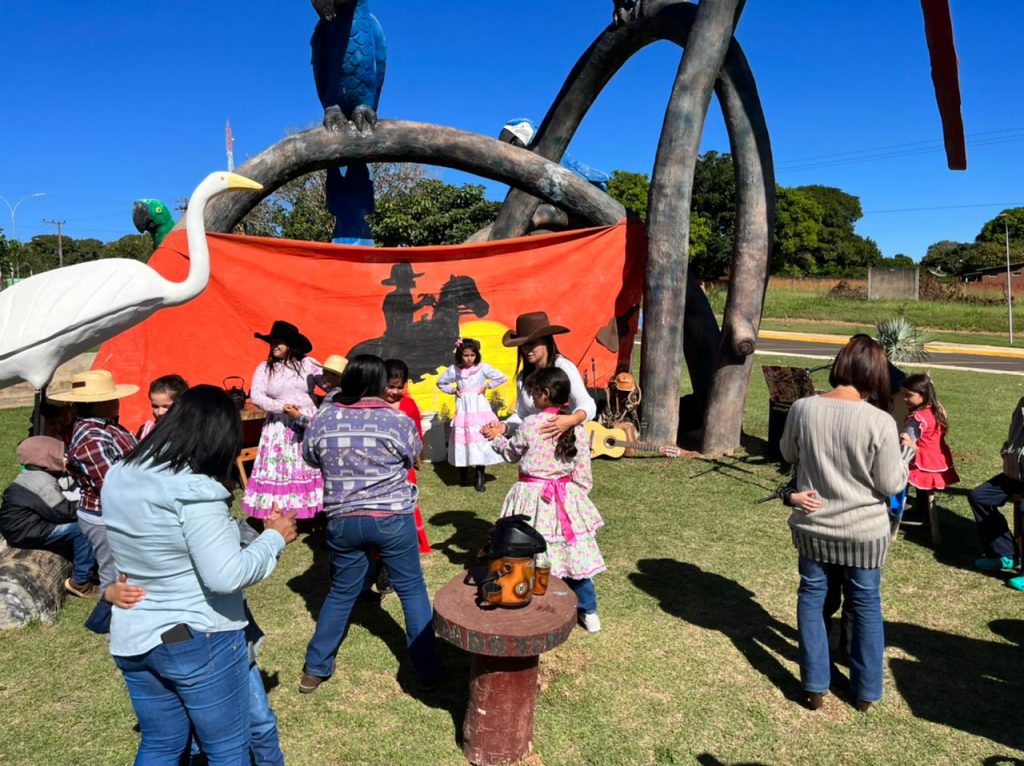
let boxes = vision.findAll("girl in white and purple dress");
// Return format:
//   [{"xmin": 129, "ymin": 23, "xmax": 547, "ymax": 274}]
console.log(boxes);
[
  {"xmin": 487, "ymin": 366, "xmax": 606, "ymax": 633},
  {"xmin": 437, "ymin": 338, "xmax": 507, "ymax": 492},
  {"xmin": 242, "ymin": 321, "xmax": 324, "ymax": 520}
]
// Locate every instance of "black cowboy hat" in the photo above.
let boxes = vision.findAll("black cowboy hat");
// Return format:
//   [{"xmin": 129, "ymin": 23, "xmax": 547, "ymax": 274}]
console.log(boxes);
[
  {"xmin": 502, "ymin": 311, "xmax": 570, "ymax": 347},
  {"xmin": 381, "ymin": 262, "xmax": 425, "ymax": 286},
  {"xmin": 254, "ymin": 320, "xmax": 313, "ymax": 355}
]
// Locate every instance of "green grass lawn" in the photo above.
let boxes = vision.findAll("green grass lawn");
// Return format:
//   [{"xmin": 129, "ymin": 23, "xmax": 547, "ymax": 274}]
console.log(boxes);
[
  {"xmin": 710, "ymin": 287, "xmax": 1024, "ymax": 340},
  {"xmin": 1, "ymin": 357, "xmax": 1023, "ymax": 765}
]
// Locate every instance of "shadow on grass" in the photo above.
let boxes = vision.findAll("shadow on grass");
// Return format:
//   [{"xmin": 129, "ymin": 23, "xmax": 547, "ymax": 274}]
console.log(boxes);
[
  {"xmin": 896, "ymin": 486, "xmax": 998, "ymax": 576},
  {"xmin": 630, "ymin": 559, "xmax": 804, "ymax": 704},
  {"xmin": 696, "ymin": 754, "xmax": 771, "ymax": 766},
  {"xmin": 428, "ymin": 510, "xmax": 493, "ymax": 567},
  {"xmin": 430, "ymin": 461, "xmax": 465, "ymax": 488},
  {"xmin": 886, "ymin": 618, "xmax": 1024, "ymax": 751},
  {"xmin": 286, "ymin": 527, "xmax": 333, "ymax": 620}
]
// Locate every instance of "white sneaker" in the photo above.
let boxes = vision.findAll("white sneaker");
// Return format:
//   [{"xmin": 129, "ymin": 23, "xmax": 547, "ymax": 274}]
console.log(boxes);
[{"xmin": 578, "ymin": 611, "xmax": 601, "ymax": 633}]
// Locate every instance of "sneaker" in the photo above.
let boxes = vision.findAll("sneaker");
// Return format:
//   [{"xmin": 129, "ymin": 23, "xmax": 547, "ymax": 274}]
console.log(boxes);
[
  {"xmin": 975, "ymin": 556, "xmax": 1015, "ymax": 572},
  {"xmin": 64, "ymin": 578, "xmax": 99, "ymax": 598},
  {"xmin": 298, "ymin": 672, "xmax": 328, "ymax": 694},
  {"xmin": 1008, "ymin": 576, "xmax": 1024, "ymax": 592},
  {"xmin": 578, "ymin": 611, "xmax": 601, "ymax": 633}
]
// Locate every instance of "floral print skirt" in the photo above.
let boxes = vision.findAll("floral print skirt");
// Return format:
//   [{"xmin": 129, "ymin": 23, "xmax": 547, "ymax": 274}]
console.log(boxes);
[{"xmin": 241, "ymin": 415, "xmax": 323, "ymax": 519}]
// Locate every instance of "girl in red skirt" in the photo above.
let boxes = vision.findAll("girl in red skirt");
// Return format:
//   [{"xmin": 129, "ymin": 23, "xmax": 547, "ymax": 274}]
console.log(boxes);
[{"xmin": 900, "ymin": 373, "xmax": 959, "ymax": 518}]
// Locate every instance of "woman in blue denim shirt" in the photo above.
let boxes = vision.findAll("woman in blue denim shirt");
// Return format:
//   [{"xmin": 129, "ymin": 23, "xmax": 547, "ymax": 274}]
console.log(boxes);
[{"xmin": 102, "ymin": 385, "xmax": 297, "ymax": 765}]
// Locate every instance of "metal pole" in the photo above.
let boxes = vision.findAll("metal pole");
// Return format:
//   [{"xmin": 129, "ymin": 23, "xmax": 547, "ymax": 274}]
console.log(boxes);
[
  {"xmin": 0, "ymin": 193, "xmax": 46, "ymax": 279},
  {"xmin": 1006, "ymin": 215, "xmax": 1014, "ymax": 345},
  {"xmin": 43, "ymin": 219, "xmax": 66, "ymax": 268}
]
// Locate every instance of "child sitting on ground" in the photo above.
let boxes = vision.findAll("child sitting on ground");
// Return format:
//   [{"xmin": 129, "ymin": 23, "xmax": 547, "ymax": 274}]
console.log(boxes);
[{"xmin": 0, "ymin": 436, "xmax": 98, "ymax": 598}]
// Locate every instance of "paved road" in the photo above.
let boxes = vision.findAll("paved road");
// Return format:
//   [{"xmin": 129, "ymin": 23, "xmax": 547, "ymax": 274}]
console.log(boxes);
[{"xmin": 756, "ymin": 336, "xmax": 1024, "ymax": 374}]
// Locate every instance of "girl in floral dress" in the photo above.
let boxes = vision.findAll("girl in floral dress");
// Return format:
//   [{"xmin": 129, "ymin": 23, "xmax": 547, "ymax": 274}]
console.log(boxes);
[
  {"xmin": 487, "ymin": 366, "xmax": 606, "ymax": 633},
  {"xmin": 437, "ymin": 338, "xmax": 507, "ymax": 492},
  {"xmin": 242, "ymin": 320, "xmax": 324, "ymax": 520}
]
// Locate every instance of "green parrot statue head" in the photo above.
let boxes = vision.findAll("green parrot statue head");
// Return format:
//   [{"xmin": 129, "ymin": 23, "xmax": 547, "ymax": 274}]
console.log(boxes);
[{"xmin": 132, "ymin": 198, "xmax": 175, "ymax": 247}]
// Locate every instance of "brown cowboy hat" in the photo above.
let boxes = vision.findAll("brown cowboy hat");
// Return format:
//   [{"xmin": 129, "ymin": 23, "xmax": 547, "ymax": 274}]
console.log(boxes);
[
  {"xmin": 501, "ymin": 311, "xmax": 570, "ymax": 347},
  {"xmin": 48, "ymin": 370, "xmax": 139, "ymax": 403},
  {"xmin": 254, "ymin": 320, "xmax": 313, "ymax": 355},
  {"xmin": 381, "ymin": 262, "xmax": 425, "ymax": 286}
]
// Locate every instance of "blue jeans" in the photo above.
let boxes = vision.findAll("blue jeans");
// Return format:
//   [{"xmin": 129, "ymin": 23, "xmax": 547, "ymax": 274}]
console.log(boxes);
[
  {"xmin": 797, "ymin": 556, "xmax": 884, "ymax": 702},
  {"xmin": 564, "ymin": 577, "xmax": 598, "ymax": 614},
  {"xmin": 115, "ymin": 628, "xmax": 251, "ymax": 765},
  {"xmin": 41, "ymin": 522, "xmax": 95, "ymax": 584},
  {"xmin": 248, "ymin": 663, "xmax": 283, "ymax": 766},
  {"xmin": 304, "ymin": 514, "xmax": 442, "ymax": 683}
]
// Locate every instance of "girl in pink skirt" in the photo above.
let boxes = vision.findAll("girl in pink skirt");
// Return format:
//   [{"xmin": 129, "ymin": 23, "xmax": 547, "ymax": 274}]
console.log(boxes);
[{"xmin": 242, "ymin": 320, "xmax": 324, "ymax": 519}]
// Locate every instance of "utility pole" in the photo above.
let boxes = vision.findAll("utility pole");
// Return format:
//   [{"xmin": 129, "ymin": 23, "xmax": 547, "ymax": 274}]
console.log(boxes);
[
  {"xmin": 225, "ymin": 119, "xmax": 235, "ymax": 172},
  {"xmin": 43, "ymin": 218, "xmax": 66, "ymax": 268}
]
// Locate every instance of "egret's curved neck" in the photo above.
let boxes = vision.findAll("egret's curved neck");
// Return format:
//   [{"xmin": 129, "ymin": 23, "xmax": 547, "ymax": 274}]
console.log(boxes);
[{"xmin": 164, "ymin": 175, "xmax": 218, "ymax": 304}]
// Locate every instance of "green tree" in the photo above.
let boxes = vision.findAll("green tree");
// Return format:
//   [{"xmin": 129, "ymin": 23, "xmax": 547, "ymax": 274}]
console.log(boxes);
[
  {"xmin": 773, "ymin": 186, "xmax": 825, "ymax": 275},
  {"xmin": 975, "ymin": 207, "xmax": 1024, "ymax": 247},
  {"xmin": 607, "ymin": 170, "xmax": 650, "ymax": 220},
  {"xmin": 691, "ymin": 151, "xmax": 737, "ymax": 278},
  {"xmin": 370, "ymin": 178, "xmax": 501, "ymax": 247},
  {"xmin": 100, "ymin": 234, "xmax": 154, "ymax": 261},
  {"xmin": 921, "ymin": 240, "xmax": 968, "ymax": 275},
  {"xmin": 875, "ymin": 253, "xmax": 915, "ymax": 268}
]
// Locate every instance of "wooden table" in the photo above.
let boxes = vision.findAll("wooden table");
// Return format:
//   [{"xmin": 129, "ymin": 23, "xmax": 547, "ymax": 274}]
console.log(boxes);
[
  {"xmin": 239, "ymin": 403, "xmax": 265, "ymax": 448},
  {"xmin": 433, "ymin": 568, "xmax": 577, "ymax": 765}
]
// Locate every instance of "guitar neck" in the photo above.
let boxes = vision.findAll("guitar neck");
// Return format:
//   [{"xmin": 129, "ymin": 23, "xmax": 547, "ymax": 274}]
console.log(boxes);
[{"xmin": 611, "ymin": 438, "xmax": 669, "ymax": 453}]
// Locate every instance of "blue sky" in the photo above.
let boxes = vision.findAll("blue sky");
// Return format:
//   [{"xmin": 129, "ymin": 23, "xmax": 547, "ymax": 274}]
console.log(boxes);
[{"xmin": 1, "ymin": 1, "xmax": 1021, "ymax": 260}]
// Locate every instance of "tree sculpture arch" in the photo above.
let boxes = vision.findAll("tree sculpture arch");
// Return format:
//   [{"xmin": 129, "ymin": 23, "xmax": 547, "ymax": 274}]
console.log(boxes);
[{"xmin": 187, "ymin": 0, "xmax": 773, "ymax": 455}]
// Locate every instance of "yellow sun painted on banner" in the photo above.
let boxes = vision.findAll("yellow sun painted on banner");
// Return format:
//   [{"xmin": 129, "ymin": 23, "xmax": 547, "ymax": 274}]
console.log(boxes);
[{"xmin": 407, "ymin": 319, "xmax": 518, "ymax": 420}]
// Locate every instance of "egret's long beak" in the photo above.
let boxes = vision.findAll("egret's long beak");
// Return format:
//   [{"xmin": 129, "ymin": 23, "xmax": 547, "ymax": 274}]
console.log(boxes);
[{"xmin": 226, "ymin": 173, "xmax": 263, "ymax": 192}]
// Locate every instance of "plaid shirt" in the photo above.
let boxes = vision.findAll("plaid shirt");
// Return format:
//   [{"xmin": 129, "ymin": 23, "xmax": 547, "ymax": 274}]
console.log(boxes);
[{"xmin": 67, "ymin": 417, "xmax": 138, "ymax": 517}]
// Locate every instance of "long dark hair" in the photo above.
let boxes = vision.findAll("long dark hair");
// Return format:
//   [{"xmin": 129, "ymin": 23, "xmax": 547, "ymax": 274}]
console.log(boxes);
[
  {"xmin": 525, "ymin": 367, "xmax": 577, "ymax": 462},
  {"xmin": 901, "ymin": 372, "xmax": 948, "ymax": 431},
  {"xmin": 454, "ymin": 338, "xmax": 482, "ymax": 367},
  {"xmin": 266, "ymin": 344, "xmax": 305, "ymax": 377},
  {"xmin": 335, "ymin": 354, "xmax": 388, "ymax": 405},
  {"xmin": 829, "ymin": 336, "xmax": 890, "ymax": 410},
  {"xmin": 516, "ymin": 336, "xmax": 560, "ymax": 379},
  {"xmin": 123, "ymin": 385, "xmax": 241, "ymax": 480}
]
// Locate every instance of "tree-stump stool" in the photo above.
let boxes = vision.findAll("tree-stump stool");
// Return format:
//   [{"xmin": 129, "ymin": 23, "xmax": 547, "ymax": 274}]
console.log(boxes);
[
  {"xmin": 433, "ymin": 569, "xmax": 577, "ymax": 766},
  {"xmin": 0, "ymin": 540, "xmax": 71, "ymax": 630}
]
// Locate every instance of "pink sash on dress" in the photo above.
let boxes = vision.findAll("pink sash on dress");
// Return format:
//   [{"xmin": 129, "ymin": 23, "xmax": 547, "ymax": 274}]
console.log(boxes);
[{"xmin": 518, "ymin": 473, "xmax": 575, "ymax": 544}]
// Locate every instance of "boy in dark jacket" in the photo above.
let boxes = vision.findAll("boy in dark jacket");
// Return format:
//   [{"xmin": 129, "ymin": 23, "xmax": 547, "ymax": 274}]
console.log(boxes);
[{"xmin": 0, "ymin": 436, "xmax": 98, "ymax": 597}]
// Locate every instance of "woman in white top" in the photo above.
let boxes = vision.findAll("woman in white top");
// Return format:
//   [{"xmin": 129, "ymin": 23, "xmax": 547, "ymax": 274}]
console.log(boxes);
[{"xmin": 482, "ymin": 312, "xmax": 596, "ymax": 441}]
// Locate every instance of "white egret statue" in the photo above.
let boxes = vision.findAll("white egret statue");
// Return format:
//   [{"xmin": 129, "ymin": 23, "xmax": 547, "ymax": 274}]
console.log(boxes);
[{"xmin": 0, "ymin": 171, "xmax": 262, "ymax": 390}]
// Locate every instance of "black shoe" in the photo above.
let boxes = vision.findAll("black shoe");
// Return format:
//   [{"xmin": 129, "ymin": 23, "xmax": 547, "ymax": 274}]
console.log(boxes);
[
  {"xmin": 475, "ymin": 467, "xmax": 486, "ymax": 493},
  {"xmin": 376, "ymin": 563, "xmax": 394, "ymax": 597},
  {"xmin": 459, "ymin": 467, "xmax": 469, "ymax": 486}
]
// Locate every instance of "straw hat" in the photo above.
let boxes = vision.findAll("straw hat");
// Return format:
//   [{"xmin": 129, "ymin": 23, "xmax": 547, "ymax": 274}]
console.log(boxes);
[
  {"xmin": 322, "ymin": 354, "xmax": 348, "ymax": 376},
  {"xmin": 48, "ymin": 370, "xmax": 139, "ymax": 403},
  {"xmin": 501, "ymin": 311, "xmax": 570, "ymax": 347}
]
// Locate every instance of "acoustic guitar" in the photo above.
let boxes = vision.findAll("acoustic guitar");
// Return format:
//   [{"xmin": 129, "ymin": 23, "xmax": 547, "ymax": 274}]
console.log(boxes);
[{"xmin": 585, "ymin": 422, "xmax": 683, "ymax": 459}]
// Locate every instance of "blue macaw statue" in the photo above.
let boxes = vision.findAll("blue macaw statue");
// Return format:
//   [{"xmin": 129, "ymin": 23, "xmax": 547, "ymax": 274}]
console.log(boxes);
[
  {"xmin": 499, "ymin": 118, "xmax": 610, "ymax": 191},
  {"xmin": 311, "ymin": 0, "xmax": 386, "ymax": 245}
]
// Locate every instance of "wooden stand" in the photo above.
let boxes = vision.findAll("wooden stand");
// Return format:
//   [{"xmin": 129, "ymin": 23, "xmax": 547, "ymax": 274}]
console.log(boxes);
[{"xmin": 433, "ymin": 569, "xmax": 577, "ymax": 766}]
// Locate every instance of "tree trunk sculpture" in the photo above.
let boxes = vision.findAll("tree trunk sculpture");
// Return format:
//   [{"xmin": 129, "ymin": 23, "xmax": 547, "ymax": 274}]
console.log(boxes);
[{"xmin": 484, "ymin": 0, "xmax": 774, "ymax": 453}]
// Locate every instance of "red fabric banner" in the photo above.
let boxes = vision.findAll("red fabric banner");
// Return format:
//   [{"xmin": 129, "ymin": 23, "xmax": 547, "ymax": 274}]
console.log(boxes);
[{"xmin": 95, "ymin": 222, "xmax": 645, "ymax": 430}]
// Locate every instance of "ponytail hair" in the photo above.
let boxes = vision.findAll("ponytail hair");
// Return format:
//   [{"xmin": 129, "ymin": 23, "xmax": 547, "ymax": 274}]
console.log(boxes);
[{"xmin": 525, "ymin": 367, "xmax": 577, "ymax": 462}]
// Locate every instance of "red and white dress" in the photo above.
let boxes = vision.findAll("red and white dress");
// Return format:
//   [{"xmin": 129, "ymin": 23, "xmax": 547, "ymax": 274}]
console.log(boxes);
[
  {"xmin": 906, "ymin": 406, "xmax": 960, "ymax": 490},
  {"xmin": 397, "ymin": 395, "xmax": 432, "ymax": 554},
  {"xmin": 437, "ymin": 363, "xmax": 507, "ymax": 467}
]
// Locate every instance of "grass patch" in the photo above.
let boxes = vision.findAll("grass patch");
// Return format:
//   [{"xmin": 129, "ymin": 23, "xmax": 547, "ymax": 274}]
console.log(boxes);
[
  {"xmin": 709, "ymin": 288, "xmax": 1023, "ymax": 338},
  {"xmin": 1, "ymin": 357, "xmax": 1023, "ymax": 764}
]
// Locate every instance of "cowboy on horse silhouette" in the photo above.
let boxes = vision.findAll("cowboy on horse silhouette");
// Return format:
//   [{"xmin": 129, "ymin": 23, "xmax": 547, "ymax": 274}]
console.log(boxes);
[{"xmin": 348, "ymin": 263, "xmax": 490, "ymax": 379}]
